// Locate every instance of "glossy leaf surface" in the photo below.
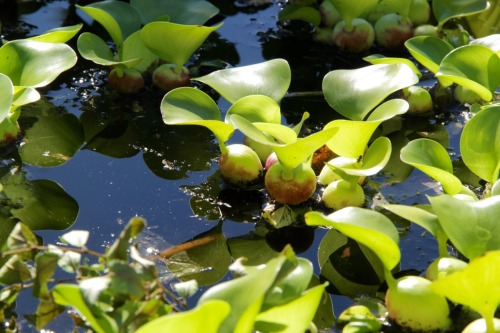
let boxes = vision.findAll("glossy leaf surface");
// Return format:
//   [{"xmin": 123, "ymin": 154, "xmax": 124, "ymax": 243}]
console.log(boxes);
[
  {"xmin": 405, "ymin": 36, "xmax": 454, "ymax": 74},
  {"xmin": 432, "ymin": 0, "xmax": 488, "ymax": 27},
  {"xmin": 0, "ymin": 74, "xmax": 13, "ymax": 122},
  {"xmin": 160, "ymin": 87, "xmax": 234, "ymax": 143},
  {"xmin": 225, "ymin": 95, "xmax": 281, "ymax": 124},
  {"xmin": 400, "ymin": 138, "xmax": 463, "ymax": 195},
  {"xmin": 460, "ymin": 106, "xmax": 500, "ymax": 184},
  {"xmin": 194, "ymin": 59, "xmax": 291, "ymax": 104},
  {"xmin": 135, "ymin": 300, "xmax": 229, "ymax": 333},
  {"xmin": 0, "ymin": 40, "xmax": 77, "ymax": 88},
  {"xmin": 436, "ymin": 45, "xmax": 500, "ymax": 101},
  {"xmin": 330, "ymin": 0, "xmax": 378, "ymax": 27},
  {"xmin": 141, "ymin": 21, "xmax": 222, "ymax": 68},
  {"xmin": 305, "ymin": 208, "xmax": 400, "ymax": 272},
  {"xmin": 322, "ymin": 64, "xmax": 418, "ymax": 120},
  {"xmin": 429, "ymin": 195, "xmax": 500, "ymax": 260},
  {"xmin": 28, "ymin": 24, "xmax": 83, "ymax": 43}
]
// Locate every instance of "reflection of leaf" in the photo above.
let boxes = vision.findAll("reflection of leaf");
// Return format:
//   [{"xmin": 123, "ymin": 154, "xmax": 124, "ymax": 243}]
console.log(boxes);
[
  {"xmin": 18, "ymin": 100, "xmax": 84, "ymax": 167},
  {"xmin": 1, "ymin": 172, "xmax": 78, "ymax": 230}
]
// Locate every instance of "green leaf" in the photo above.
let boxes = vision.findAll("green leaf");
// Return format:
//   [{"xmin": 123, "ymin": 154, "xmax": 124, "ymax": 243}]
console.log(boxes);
[
  {"xmin": 274, "ymin": 127, "xmax": 339, "ymax": 170},
  {"xmin": 12, "ymin": 86, "xmax": 40, "ymax": 107},
  {"xmin": 2, "ymin": 174, "xmax": 78, "ymax": 230},
  {"xmin": 324, "ymin": 99, "xmax": 407, "ymax": 159},
  {"xmin": 60, "ymin": 230, "xmax": 89, "ymax": 248},
  {"xmin": 0, "ymin": 255, "xmax": 33, "ymax": 285},
  {"xmin": 363, "ymin": 54, "xmax": 422, "ymax": 78},
  {"xmin": 429, "ymin": 195, "xmax": 500, "ymax": 259},
  {"xmin": 255, "ymin": 284, "xmax": 326, "ymax": 333},
  {"xmin": 0, "ymin": 222, "xmax": 39, "ymax": 259},
  {"xmin": 400, "ymin": 138, "xmax": 463, "ymax": 195},
  {"xmin": 322, "ymin": 64, "xmax": 418, "ymax": 120},
  {"xmin": 329, "ymin": 0, "xmax": 378, "ymax": 27},
  {"xmin": 160, "ymin": 87, "xmax": 234, "ymax": 143},
  {"xmin": 53, "ymin": 284, "xmax": 117, "ymax": 333},
  {"xmin": 141, "ymin": 21, "xmax": 222, "ymax": 69},
  {"xmin": 470, "ymin": 34, "xmax": 500, "ymax": 54},
  {"xmin": 404, "ymin": 36, "xmax": 454, "ymax": 74},
  {"xmin": 197, "ymin": 247, "xmax": 292, "ymax": 333},
  {"xmin": 431, "ymin": 250, "xmax": 500, "ymax": 327},
  {"xmin": 106, "ymin": 216, "xmax": 146, "ymax": 261},
  {"xmin": 28, "ymin": 24, "xmax": 83, "ymax": 43},
  {"xmin": 432, "ymin": 0, "xmax": 489, "ymax": 27},
  {"xmin": 193, "ymin": 59, "xmax": 291, "ymax": 104},
  {"xmin": 18, "ymin": 102, "xmax": 84, "ymax": 167},
  {"xmin": 225, "ymin": 95, "xmax": 281, "ymax": 124},
  {"xmin": 382, "ymin": 204, "xmax": 441, "ymax": 238},
  {"xmin": 136, "ymin": 300, "xmax": 230, "ymax": 333},
  {"xmin": 305, "ymin": 208, "xmax": 400, "ymax": 272},
  {"xmin": 0, "ymin": 39, "xmax": 77, "ymax": 88},
  {"xmin": 130, "ymin": 0, "xmax": 219, "ymax": 25},
  {"xmin": 120, "ymin": 31, "xmax": 159, "ymax": 72},
  {"xmin": 0, "ymin": 73, "xmax": 13, "ymax": 122},
  {"xmin": 0, "ymin": 214, "xmax": 17, "ymax": 250},
  {"xmin": 335, "ymin": 136, "xmax": 392, "ymax": 176},
  {"xmin": 460, "ymin": 105, "xmax": 500, "ymax": 184},
  {"xmin": 77, "ymin": 1, "xmax": 142, "ymax": 47},
  {"xmin": 77, "ymin": 32, "xmax": 142, "ymax": 68},
  {"xmin": 436, "ymin": 45, "xmax": 500, "ymax": 101},
  {"xmin": 33, "ymin": 252, "xmax": 59, "ymax": 299}
]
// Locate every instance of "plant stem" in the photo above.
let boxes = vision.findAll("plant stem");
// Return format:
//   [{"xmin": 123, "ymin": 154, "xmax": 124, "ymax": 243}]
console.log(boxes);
[{"xmin": 384, "ymin": 269, "xmax": 397, "ymax": 290}]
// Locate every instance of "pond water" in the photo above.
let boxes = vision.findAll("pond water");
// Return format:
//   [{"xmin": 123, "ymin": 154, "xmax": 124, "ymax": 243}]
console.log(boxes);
[{"xmin": 1, "ymin": 0, "xmax": 470, "ymax": 331}]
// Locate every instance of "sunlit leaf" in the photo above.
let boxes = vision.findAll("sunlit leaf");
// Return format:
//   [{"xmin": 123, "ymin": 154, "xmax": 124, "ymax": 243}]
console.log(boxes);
[
  {"xmin": 130, "ymin": 0, "xmax": 219, "ymax": 25},
  {"xmin": 12, "ymin": 87, "xmax": 40, "ymax": 107},
  {"xmin": 324, "ymin": 99, "xmax": 407, "ymax": 159},
  {"xmin": 363, "ymin": 54, "xmax": 421, "ymax": 77},
  {"xmin": 225, "ymin": 95, "xmax": 281, "ymax": 124},
  {"xmin": 0, "ymin": 73, "xmax": 13, "ymax": 122},
  {"xmin": 322, "ymin": 64, "xmax": 418, "ymax": 120},
  {"xmin": 335, "ymin": 136, "xmax": 392, "ymax": 176},
  {"xmin": 136, "ymin": 300, "xmax": 229, "ymax": 333},
  {"xmin": 432, "ymin": 0, "xmax": 489, "ymax": 27},
  {"xmin": 400, "ymin": 138, "xmax": 463, "ymax": 195},
  {"xmin": 470, "ymin": 34, "xmax": 500, "ymax": 54},
  {"xmin": 197, "ymin": 247, "xmax": 292, "ymax": 333},
  {"xmin": 255, "ymin": 284, "xmax": 326, "ymax": 333},
  {"xmin": 274, "ymin": 127, "xmax": 339, "ymax": 170},
  {"xmin": 172, "ymin": 279, "xmax": 198, "ymax": 299},
  {"xmin": 160, "ymin": 87, "xmax": 234, "ymax": 143},
  {"xmin": 28, "ymin": 24, "xmax": 83, "ymax": 43},
  {"xmin": 0, "ymin": 39, "xmax": 77, "ymax": 88},
  {"xmin": 194, "ymin": 59, "xmax": 291, "ymax": 104},
  {"xmin": 404, "ymin": 36, "xmax": 454, "ymax": 74},
  {"xmin": 33, "ymin": 252, "xmax": 59, "ymax": 298},
  {"xmin": 53, "ymin": 284, "xmax": 117, "ymax": 333},
  {"xmin": 382, "ymin": 204, "xmax": 441, "ymax": 238},
  {"xmin": 141, "ymin": 21, "xmax": 222, "ymax": 69},
  {"xmin": 431, "ymin": 250, "xmax": 500, "ymax": 327},
  {"xmin": 436, "ymin": 45, "xmax": 500, "ymax": 101},
  {"xmin": 460, "ymin": 105, "xmax": 500, "ymax": 184},
  {"xmin": 429, "ymin": 195, "xmax": 500, "ymax": 259},
  {"xmin": 77, "ymin": 1, "xmax": 142, "ymax": 46},
  {"xmin": 60, "ymin": 230, "xmax": 89, "ymax": 248},
  {"xmin": 305, "ymin": 208, "xmax": 400, "ymax": 272}
]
